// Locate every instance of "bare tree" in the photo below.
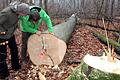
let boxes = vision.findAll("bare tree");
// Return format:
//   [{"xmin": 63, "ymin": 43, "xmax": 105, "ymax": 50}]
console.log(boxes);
[
  {"xmin": 40, "ymin": 0, "xmax": 42, "ymax": 6},
  {"xmin": 44, "ymin": 0, "xmax": 48, "ymax": 13},
  {"xmin": 19, "ymin": 0, "xmax": 26, "ymax": 3},
  {"xmin": 106, "ymin": 0, "xmax": 115, "ymax": 27},
  {"xmin": 73, "ymin": 0, "xmax": 75, "ymax": 11},
  {"xmin": 104, "ymin": 0, "xmax": 109, "ymax": 17},
  {"xmin": 96, "ymin": 0, "xmax": 104, "ymax": 26},
  {"xmin": 110, "ymin": 0, "xmax": 115, "ymax": 18},
  {"xmin": 42, "ymin": 0, "xmax": 48, "ymax": 13},
  {"xmin": 117, "ymin": 0, "xmax": 120, "ymax": 16},
  {"xmin": 1, "ymin": 0, "xmax": 119, "ymax": 18},
  {"xmin": 77, "ymin": 0, "xmax": 80, "ymax": 10}
]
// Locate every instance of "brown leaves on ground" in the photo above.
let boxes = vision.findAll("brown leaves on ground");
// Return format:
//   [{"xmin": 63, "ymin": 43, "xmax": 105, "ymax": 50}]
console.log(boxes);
[{"xmin": 6, "ymin": 19, "xmax": 120, "ymax": 80}]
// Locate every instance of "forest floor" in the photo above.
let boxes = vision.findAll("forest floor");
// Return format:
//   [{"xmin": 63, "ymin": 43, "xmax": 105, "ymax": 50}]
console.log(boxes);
[{"xmin": 7, "ymin": 18, "xmax": 120, "ymax": 80}]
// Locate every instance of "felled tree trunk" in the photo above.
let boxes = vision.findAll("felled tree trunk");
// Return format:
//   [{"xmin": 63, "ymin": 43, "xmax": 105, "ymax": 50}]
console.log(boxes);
[
  {"xmin": 67, "ymin": 54, "xmax": 120, "ymax": 80},
  {"xmin": 28, "ymin": 14, "xmax": 76, "ymax": 66},
  {"xmin": 45, "ymin": 14, "xmax": 77, "ymax": 43},
  {"xmin": 28, "ymin": 34, "xmax": 67, "ymax": 66},
  {"xmin": 53, "ymin": 14, "xmax": 76, "ymax": 43},
  {"xmin": 92, "ymin": 31, "xmax": 120, "ymax": 55}
]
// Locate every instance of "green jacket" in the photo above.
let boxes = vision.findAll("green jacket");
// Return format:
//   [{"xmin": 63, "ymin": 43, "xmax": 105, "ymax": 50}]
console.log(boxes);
[{"xmin": 20, "ymin": 7, "xmax": 53, "ymax": 33}]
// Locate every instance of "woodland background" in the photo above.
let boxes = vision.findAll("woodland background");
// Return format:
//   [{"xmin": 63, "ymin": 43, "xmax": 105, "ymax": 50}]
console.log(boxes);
[{"xmin": 0, "ymin": 0, "xmax": 120, "ymax": 80}]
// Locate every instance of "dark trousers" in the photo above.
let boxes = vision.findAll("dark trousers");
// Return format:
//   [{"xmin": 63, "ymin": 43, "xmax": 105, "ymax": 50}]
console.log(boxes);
[
  {"xmin": 21, "ymin": 32, "xmax": 32, "ymax": 62},
  {"xmin": 0, "ymin": 35, "xmax": 20, "ymax": 78}
]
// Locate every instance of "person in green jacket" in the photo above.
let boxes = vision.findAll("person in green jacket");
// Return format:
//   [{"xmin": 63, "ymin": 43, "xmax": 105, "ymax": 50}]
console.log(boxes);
[{"xmin": 20, "ymin": 6, "xmax": 53, "ymax": 64}]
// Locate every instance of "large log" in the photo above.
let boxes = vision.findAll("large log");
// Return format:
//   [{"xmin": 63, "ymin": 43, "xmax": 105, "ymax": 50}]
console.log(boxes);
[
  {"xmin": 67, "ymin": 54, "xmax": 120, "ymax": 80},
  {"xmin": 28, "ymin": 34, "xmax": 67, "ymax": 66},
  {"xmin": 28, "ymin": 14, "xmax": 76, "ymax": 66},
  {"xmin": 45, "ymin": 14, "xmax": 77, "ymax": 43},
  {"xmin": 93, "ymin": 31, "xmax": 120, "ymax": 55}
]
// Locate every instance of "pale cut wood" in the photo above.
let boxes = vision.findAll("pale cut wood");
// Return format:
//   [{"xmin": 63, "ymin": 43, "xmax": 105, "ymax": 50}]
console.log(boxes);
[
  {"xmin": 83, "ymin": 54, "xmax": 120, "ymax": 74},
  {"xmin": 38, "ymin": 72, "xmax": 46, "ymax": 80},
  {"xmin": 28, "ymin": 34, "xmax": 67, "ymax": 66}
]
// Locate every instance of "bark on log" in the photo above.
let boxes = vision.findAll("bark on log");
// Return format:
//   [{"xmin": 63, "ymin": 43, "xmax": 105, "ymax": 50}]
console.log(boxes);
[
  {"xmin": 45, "ymin": 14, "xmax": 77, "ymax": 43},
  {"xmin": 92, "ymin": 31, "xmax": 120, "ymax": 55}
]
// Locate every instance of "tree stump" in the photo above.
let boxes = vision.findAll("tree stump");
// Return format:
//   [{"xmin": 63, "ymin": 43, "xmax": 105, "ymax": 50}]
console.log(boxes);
[{"xmin": 67, "ymin": 54, "xmax": 120, "ymax": 80}]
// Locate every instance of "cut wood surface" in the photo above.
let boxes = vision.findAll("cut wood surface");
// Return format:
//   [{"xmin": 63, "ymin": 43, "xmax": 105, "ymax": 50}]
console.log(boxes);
[
  {"xmin": 28, "ymin": 34, "xmax": 67, "ymax": 66},
  {"xmin": 68, "ymin": 54, "xmax": 120, "ymax": 80},
  {"xmin": 84, "ymin": 54, "xmax": 120, "ymax": 74}
]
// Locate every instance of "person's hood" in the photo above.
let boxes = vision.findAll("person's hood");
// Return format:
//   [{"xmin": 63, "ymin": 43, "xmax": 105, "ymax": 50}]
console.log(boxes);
[
  {"xmin": 9, "ymin": 1, "xmax": 19, "ymax": 12},
  {"xmin": 9, "ymin": 1, "xmax": 30, "ymax": 15}
]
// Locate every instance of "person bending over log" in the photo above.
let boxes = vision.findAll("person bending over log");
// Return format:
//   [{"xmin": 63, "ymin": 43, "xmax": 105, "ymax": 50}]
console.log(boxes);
[{"xmin": 20, "ymin": 6, "xmax": 53, "ymax": 65}]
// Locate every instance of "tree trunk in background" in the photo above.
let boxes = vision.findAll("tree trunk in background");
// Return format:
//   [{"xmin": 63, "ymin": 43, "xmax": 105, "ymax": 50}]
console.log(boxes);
[
  {"xmin": 80, "ymin": 0, "xmax": 85, "ymax": 24},
  {"xmin": 104, "ymin": 0, "xmax": 109, "ymax": 17},
  {"xmin": 95, "ymin": 0, "xmax": 100, "ymax": 26},
  {"xmin": 110, "ymin": 0, "xmax": 115, "ymax": 18},
  {"xmin": 3, "ymin": 0, "xmax": 6, "ymax": 8},
  {"xmin": 117, "ymin": 0, "xmax": 120, "ymax": 16},
  {"xmin": 106, "ymin": 0, "xmax": 115, "ymax": 27},
  {"xmin": 9, "ymin": 0, "xmax": 12, "ymax": 2},
  {"xmin": 0, "ymin": 0, "xmax": 120, "ymax": 19},
  {"xmin": 81, "ymin": 0, "xmax": 85, "ymax": 12},
  {"xmin": 34, "ymin": 0, "xmax": 40, "ymax": 6},
  {"xmin": 42, "ymin": 0, "xmax": 48, "ymax": 13},
  {"xmin": 19, "ymin": 0, "xmax": 26, "ymax": 3},
  {"xmin": 96, "ymin": 0, "xmax": 104, "ymax": 26},
  {"xmin": 44, "ymin": 0, "xmax": 48, "ymax": 13},
  {"xmin": 51, "ymin": 0, "xmax": 54, "ymax": 8},
  {"xmin": 40, "ymin": 0, "xmax": 42, "ymax": 7},
  {"xmin": 6, "ymin": 0, "xmax": 8, "ymax": 6},
  {"xmin": 42, "ymin": 0, "xmax": 45, "ymax": 9},
  {"xmin": 77, "ymin": 0, "xmax": 80, "ymax": 10},
  {"xmin": 73, "ymin": 0, "xmax": 75, "ymax": 11}
]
